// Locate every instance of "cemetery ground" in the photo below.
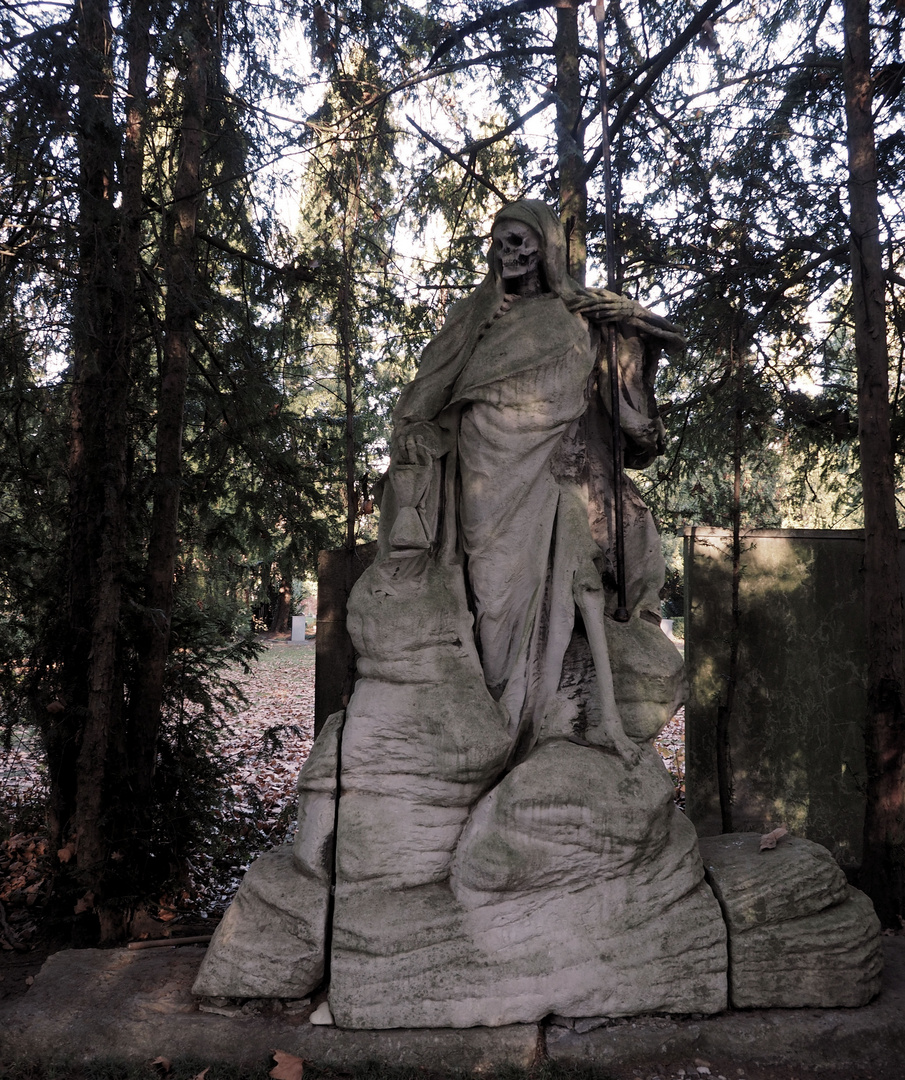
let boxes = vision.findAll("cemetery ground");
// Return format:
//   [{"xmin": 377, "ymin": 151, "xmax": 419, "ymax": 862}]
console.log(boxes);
[{"xmin": 2, "ymin": 635, "xmax": 905, "ymax": 1080}]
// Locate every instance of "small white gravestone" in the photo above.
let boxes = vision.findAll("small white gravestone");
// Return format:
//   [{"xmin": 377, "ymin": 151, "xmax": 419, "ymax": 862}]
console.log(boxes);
[{"xmin": 291, "ymin": 615, "xmax": 306, "ymax": 642}]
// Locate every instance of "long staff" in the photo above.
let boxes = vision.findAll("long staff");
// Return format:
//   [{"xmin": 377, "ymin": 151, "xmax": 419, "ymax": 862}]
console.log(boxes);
[{"xmin": 594, "ymin": 1, "xmax": 629, "ymax": 622}]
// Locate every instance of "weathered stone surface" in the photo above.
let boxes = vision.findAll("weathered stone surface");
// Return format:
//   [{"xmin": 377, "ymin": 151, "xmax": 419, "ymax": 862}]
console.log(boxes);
[
  {"xmin": 545, "ymin": 938, "xmax": 904, "ymax": 1075},
  {"xmin": 193, "ymin": 712, "xmax": 344, "ymax": 999},
  {"xmin": 607, "ymin": 616, "xmax": 687, "ymax": 741},
  {"xmin": 546, "ymin": 618, "xmax": 686, "ymax": 745},
  {"xmin": 339, "ymin": 557, "xmax": 512, "ymax": 891},
  {"xmin": 698, "ymin": 833, "xmax": 882, "ymax": 1009},
  {"xmin": 684, "ymin": 527, "xmax": 874, "ymax": 866},
  {"xmin": 293, "ymin": 710, "xmax": 343, "ymax": 880},
  {"xmin": 728, "ymin": 887, "xmax": 883, "ymax": 1008},
  {"xmin": 698, "ymin": 832, "xmax": 849, "ymax": 929},
  {"xmin": 329, "ymin": 744, "xmax": 727, "ymax": 1029},
  {"xmin": 191, "ymin": 847, "xmax": 327, "ymax": 999},
  {"xmin": 453, "ymin": 740, "xmax": 681, "ymax": 895},
  {"xmin": 2, "ymin": 948, "xmax": 539, "ymax": 1070}
]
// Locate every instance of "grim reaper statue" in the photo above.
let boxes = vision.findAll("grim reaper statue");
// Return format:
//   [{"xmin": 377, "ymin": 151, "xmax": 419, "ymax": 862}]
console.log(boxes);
[
  {"xmin": 195, "ymin": 200, "xmax": 730, "ymax": 1027},
  {"xmin": 196, "ymin": 201, "xmax": 883, "ymax": 1027},
  {"xmin": 379, "ymin": 198, "xmax": 684, "ymax": 762}
]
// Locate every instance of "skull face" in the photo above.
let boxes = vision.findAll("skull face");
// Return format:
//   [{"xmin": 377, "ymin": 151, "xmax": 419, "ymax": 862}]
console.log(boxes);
[{"xmin": 492, "ymin": 221, "xmax": 541, "ymax": 281}]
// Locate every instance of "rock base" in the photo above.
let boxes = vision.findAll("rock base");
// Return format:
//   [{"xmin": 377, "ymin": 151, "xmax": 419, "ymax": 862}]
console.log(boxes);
[
  {"xmin": 330, "ymin": 746, "xmax": 727, "ymax": 1028},
  {"xmin": 699, "ymin": 833, "xmax": 882, "ymax": 1009}
]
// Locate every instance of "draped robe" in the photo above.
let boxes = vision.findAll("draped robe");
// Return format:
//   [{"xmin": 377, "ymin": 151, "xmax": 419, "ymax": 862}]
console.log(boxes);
[{"xmin": 381, "ymin": 200, "xmax": 683, "ymax": 747}]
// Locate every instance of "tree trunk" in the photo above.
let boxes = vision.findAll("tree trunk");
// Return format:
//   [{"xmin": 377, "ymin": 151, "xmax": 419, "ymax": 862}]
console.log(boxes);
[
  {"xmin": 555, "ymin": 1, "xmax": 587, "ymax": 284},
  {"xmin": 843, "ymin": 0, "xmax": 905, "ymax": 925},
  {"xmin": 269, "ymin": 575, "xmax": 293, "ymax": 634},
  {"xmin": 128, "ymin": 0, "xmax": 212, "ymax": 846},
  {"xmin": 59, "ymin": 0, "xmax": 131, "ymax": 941}
]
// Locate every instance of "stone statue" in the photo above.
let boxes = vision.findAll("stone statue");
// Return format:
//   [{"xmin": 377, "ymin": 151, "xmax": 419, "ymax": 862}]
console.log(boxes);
[
  {"xmin": 378, "ymin": 199, "xmax": 684, "ymax": 766},
  {"xmin": 193, "ymin": 201, "xmax": 882, "ymax": 1028}
]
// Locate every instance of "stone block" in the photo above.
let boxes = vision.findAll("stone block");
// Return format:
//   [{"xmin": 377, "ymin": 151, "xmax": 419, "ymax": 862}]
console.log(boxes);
[
  {"xmin": 698, "ymin": 833, "xmax": 882, "ymax": 1009},
  {"xmin": 684, "ymin": 527, "xmax": 880, "ymax": 866},
  {"xmin": 191, "ymin": 847, "xmax": 328, "ymax": 1000}
]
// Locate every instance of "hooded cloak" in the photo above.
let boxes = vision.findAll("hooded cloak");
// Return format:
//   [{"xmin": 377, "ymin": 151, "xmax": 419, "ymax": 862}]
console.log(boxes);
[
  {"xmin": 381, "ymin": 200, "xmax": 680, "ymax": 744},
  {"xmin": 394, "ymin": 199, "xmax": 681, "ymax": 457}
]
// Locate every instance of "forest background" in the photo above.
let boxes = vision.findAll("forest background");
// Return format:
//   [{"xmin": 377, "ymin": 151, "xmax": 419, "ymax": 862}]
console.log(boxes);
[{"xmin": 1, "ymin": 0, "xmax": 903, "ymax": 941}]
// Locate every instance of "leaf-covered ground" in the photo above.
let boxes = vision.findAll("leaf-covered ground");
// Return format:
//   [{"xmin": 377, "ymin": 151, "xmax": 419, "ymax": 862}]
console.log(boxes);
[
  {"xmin": 187, "ymin": 637, "xmax": 316, "ymax": 919},
  {"xmin": 1, "ymin": 633, "xmax": 684, "ymax": 955}
]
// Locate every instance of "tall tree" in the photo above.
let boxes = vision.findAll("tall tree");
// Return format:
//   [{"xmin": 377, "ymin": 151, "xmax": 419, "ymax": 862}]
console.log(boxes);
[
  {"xmin": 128, "ymin": 0, "xmax": 214, "ymax": 869},
  {"xmin": 63, "ymin": 0, "xmax": 132, "ymax": 939},
  {"xmin": 843, "ymin": 0, "xmax": 905, "ymax": 924}
]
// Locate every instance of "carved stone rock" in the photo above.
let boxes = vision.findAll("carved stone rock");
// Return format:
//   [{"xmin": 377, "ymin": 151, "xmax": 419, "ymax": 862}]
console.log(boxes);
[
  {"xmin": 698, "ymin": 833, "xmax": 882, "ymax": 1008},
  {"xmin": 329, "ymin": 740, "xmax": 727, "ymax": 1029},
  {"xmin": 192, "ymin": 712, "xmax": 342, "ymax": 999}
]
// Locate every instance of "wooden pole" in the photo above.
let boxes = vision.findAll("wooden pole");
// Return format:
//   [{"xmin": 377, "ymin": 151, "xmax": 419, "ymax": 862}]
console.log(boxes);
[{"xmin": 594, "ymin": 1, "xmax": 629, "ymax": 622}]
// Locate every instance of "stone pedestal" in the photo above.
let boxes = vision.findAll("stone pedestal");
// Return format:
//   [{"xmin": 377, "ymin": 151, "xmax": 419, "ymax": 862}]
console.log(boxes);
[{"xmin": 195, "ymin": 556, "xmax": 883, "ymax": 1026}]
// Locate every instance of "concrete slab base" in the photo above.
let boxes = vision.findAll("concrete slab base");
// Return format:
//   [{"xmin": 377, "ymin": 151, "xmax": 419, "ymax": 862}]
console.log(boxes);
[{"xmin": 2, "ymin": 939, "xmax": 904, "ymax": 1075}]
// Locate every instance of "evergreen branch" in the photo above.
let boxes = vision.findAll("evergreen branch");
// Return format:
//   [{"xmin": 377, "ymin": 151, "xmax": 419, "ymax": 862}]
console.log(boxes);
[
  {"xmin": 584, "ymin": 0, "xmax": 745, "ymax": 181},
  {"xmin": 198, "ymin": 231, "xmax": 317, "ymax": 284},
  {"xmin": 355, "ymin": 49, "xmax": 554, "ymax": 118},
  {"xmin": 223, "ymin": 50, "xmax": 554, "ymax": 136},
  {"xmin": 751, "ymin": 245, "xmax": 848, "ymax": 329},
  {"xmin": 0, "ymin": 16, "xmax": 73, "ymax": 52},
  {"xmin": 405, "ymin": 117, "xmax": 509, "ymax": 201},
  {"xmin": 427, "ymin": 0, "xmax": 558, "ymax": 67},
  {"xmin": 461, "ymin": 93, "xmax": 555, "ymax": 155},
  {"xmin": 142, "ymin": 195, "xmax": 317, "ymax": 282}
]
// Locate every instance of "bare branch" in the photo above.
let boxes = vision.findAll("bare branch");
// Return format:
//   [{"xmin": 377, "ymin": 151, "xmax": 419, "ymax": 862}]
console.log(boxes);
[
  {"xmin": 405, "ymin": 116, "xmax": 510, "ymax": 201},
  {"xmin": 584, "ymin": 0, "xmax": 746, "ymax": 181}
]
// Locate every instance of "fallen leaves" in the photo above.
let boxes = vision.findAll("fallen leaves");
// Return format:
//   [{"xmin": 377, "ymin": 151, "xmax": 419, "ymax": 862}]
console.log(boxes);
[
  {"xmin": 0, "ymin": 835, "xmax": 50, "ymax": 948},
  {"xmin": 73, "ymin": 891, "xmax": 95, "ymax": 915},
  {"xmin": 271, "ymin": 1049, "xmax": 305, "ymax": 1080},
  {"xmin": 0, "ymin": 728, "xmax": 48, "ymax": 809},
  {"xmin": 655, "ymin": 707, "xmax": 686, "ymax": 809},
  {"xmin": 1, "ymin": 640, "xmax": 318, "ymax": 948},
  {"xmin": 187, "ymin": 643, "xmax": 316, "ymax": 917}
]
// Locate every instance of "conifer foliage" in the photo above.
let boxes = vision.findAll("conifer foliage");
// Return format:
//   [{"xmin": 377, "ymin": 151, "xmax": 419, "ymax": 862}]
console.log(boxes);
[
  {"xmin": 1, "ymin": 0, "xmax": 904, "ymax": 930},
  {"xmin": 0, "ymin": 0, "xmax": 332, "ymax": 938}
]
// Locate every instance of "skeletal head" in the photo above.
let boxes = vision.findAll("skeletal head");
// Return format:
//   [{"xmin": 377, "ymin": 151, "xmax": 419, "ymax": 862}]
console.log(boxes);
[{"xmin": 492, "ymin": 220, "xmax": 541, "ymax": 281}]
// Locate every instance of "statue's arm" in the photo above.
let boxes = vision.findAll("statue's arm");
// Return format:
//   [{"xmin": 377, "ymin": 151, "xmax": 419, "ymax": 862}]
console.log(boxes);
[
  {"xmin": 568, "ymin": 288, "xmax": 686, "ymax": 352},
  {"xmin": 391, "ymin": 419, "xmax": 448, "ymax": 467},
  {"xmin": 576, "ymin": 292, "xmax": 678, "ymax": 469}
]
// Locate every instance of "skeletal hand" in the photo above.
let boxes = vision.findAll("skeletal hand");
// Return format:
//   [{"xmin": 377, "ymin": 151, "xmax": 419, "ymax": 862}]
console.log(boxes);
[
  {"xmin": 569, "ymin": 293, "xmax": 637, "ymax": 323},
  {"xmin": 492, "ymin": 293, "xmax": 521, "ymax": 320}
]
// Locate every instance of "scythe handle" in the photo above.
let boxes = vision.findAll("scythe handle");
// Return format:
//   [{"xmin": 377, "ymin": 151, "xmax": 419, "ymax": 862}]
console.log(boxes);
[{"xmin": 595, "ymin": 1, "xmax": 629, "ymax": 622}]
